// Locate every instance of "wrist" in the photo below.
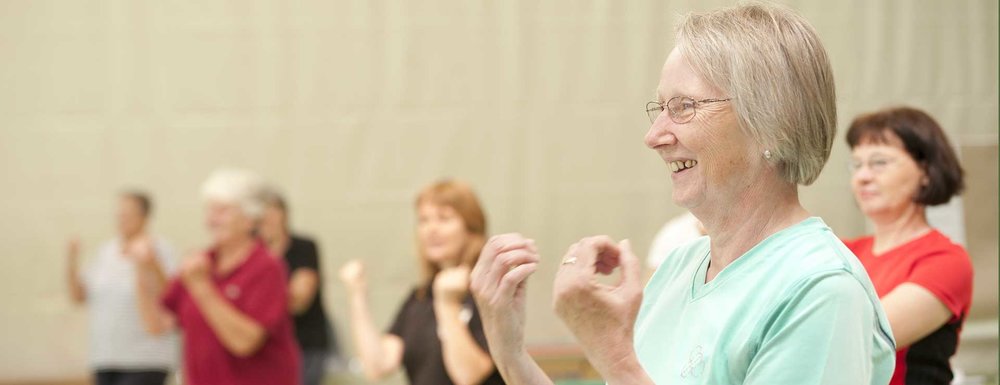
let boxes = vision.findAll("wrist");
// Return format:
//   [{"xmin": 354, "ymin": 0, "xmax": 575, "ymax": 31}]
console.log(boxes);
[
  {"xmin": 433, "ymin": 296, "xmax": 463, "ymax": 310},
  {"xmin": 185, "ymin": 278, "xmax": 214, "ymax": 297},
  {"xmin": 495, "ymin": 347, "xmax": 535, "ymax": 379},
  {"xmin": 588, "ymin": 346, "xmax": 646, "ymax": 384},
  {"xmin": 348, "ymin": 284, "xmax": 368, "ymax": 298}
]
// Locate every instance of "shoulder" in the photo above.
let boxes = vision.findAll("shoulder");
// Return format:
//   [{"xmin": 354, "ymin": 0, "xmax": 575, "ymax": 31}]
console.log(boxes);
[
  {"xmin": 886, "ymin": 230, "xmax": 974, "ymax": 278},
  {"xmin": 291, "ymin": 235, "xmax": 317, "ymax": 249},
  {"xmin": 908, "ymin": 230, "xmax": 974, "ymax": 281},
  {"xmin": 753, "ymin": 220, "xmax": 882, "ymax": 310},
  {"xmin": 770, "ymin": 222, "xmax": 865, "ymax": 275},
  {"xmin": 766, "ymin": 226, "xmax": 884, "ymax": 316},
  {"xmin": 396, "ymin": 288, "xmax": 426, "ymax": 313},
  {"xmin": 97, "ymin": 239, "xmax": 118, "ymax": 255},
  {"xmin": 246, "ymin": 246, "xmax": 288, "ymax": 276},
  {"xmin": 920, "ymin": 230, "xmax": 972, "ymax": 260},
  {"xmin": 784, "ymin": 268, "xmax": 872, "ymax": 304},
  {"xmin": 288, "ymin": 236, "xmax": 319, "ymax": 258},
  {"xmin": 764, "ymin": 268, "xmax": 890, "ymax": 341}
]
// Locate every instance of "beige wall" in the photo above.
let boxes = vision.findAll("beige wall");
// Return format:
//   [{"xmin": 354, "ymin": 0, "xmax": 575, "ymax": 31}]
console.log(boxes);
[{"xmin": 0, "ymin": 0, "xmax": 996, "ymax": 382}]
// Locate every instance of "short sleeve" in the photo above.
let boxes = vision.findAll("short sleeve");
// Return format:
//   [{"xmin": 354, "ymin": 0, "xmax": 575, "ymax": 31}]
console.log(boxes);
[
  {"xmin": 161, "ymin": 277, "xmax": 185, "ymax": 315},
  {"xmin": 288, "ymin": 238, "xmax": 320, "ymax": 273},
  {"xmin": 744, "ymin": 272, "xmax": 895, "ymax": 385},
  {"xmin": 388, "ymin": 290, "xmax": 417, "ymax": 338},
  {"xmin": 905, "ymin": 249, "xmax": 973, "ymax": 320},
  {"xmin": 238, "ymin": 260, "xmax": 291, "ymax": 334}
]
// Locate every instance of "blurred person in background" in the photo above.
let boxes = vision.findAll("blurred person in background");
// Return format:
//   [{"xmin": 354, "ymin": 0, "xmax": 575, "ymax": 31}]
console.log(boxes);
[
  {"xmin": 66, "ymin": 191, "xmax": 178, "ymax": 385},
  {"xmin": 338, "ymin": 179, "xmax": 504, "ymax": 385},
  {"xmin": 645, "ymin": 211, "xmax": 705, "ymax": 278},
  {"xmin": 844, "ymin": 106, "xmax": 973, "ymax": 385},
  {"xmin": 134, "ymin": 169, "xmax": 300, "ymax": 385},
  {"xmin": 259, "ymin": 189, "xmax": 340, "ymax": 385}
]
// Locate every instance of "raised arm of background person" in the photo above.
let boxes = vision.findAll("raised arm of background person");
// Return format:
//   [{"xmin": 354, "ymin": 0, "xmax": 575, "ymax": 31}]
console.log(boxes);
[
  {"xmin": 134, "ymin": 241, "xmax": 176, "ymax": 336},
  {"xmin": 288, "ymin": 240, "xmax": 320, "ymax": 315},
  {"xmin": 339, "ymin": 260, "xmax": 404, "ymax": 381},
  {"xmin": 66, "ymin": 238, "xmax": 86, "ymax": 304},
  {"xmin": 434, "ymin": 266, "xmax": 496, "ymax": 385}
]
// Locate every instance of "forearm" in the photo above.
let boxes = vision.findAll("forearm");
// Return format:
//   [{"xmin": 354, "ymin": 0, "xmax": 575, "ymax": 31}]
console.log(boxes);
[
  {"xmin": 67, "ymin": 264, "xmax": 86, "ymax": 304},
  {"xmin": 288, "ymin": 269, "xmax": 318, "ymax": 315},
  {"xmin": 347, "ymin": 288, "xmax": 395, "ymax": 378},
  {"xmin": 134, "ymin": 266, "xmax": 172, "ymax": 335},
  {"xmin": 492, "ymin": 348, "xmax": 554, "ymax": 385},
  {"xmin": 586, "ymin": 349, "xmax": 655, "ymax": 385},
  {"xmin": 435, "ymin": 301, "xmax": 495, "ymax": 385},
  {"xmin": 188, "ymin": 281, "xmax": 267, "ymax": 357},
  {"xmin": 139, "ymin": 259, "xmax": 169, "ymax": 294}
]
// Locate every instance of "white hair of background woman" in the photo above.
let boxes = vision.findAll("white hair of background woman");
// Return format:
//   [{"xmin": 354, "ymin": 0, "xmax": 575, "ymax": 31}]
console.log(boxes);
[{"xmin": 200, "ymin": 168, "xmax": 268, "ymax": 218}]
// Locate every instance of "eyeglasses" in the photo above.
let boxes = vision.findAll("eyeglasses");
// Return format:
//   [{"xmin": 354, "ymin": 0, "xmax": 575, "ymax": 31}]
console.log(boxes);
[
  {"xmin": 646, "ymin": 96, "xmax": 732, "ymax": 124},
  {"xmin": 848, "ymin": 157, "xmax": 897, "ymax": 174}
]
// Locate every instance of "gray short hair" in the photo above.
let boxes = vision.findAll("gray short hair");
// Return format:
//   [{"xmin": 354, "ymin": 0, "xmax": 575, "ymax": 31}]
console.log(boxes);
[
  {"xmin": 677, "ymin": 2, "xmax": 836, "ymax": 185},
  {"xmin": 200, "ymin": 168, "xmax": 268, "ymax": 218}
]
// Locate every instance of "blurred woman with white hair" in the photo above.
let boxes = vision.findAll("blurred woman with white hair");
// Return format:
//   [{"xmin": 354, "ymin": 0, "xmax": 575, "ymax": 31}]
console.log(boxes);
[{"xmin": 135, "ymin": 169, "xmax": 300, "ymax": 385}]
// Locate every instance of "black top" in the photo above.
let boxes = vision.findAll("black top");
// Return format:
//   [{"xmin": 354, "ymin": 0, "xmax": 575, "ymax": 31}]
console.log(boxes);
[
  {"xmin": 284, "ymin": 235, "xmax": 333, "ymax": 350},
  {"xmin": 905, "ymin": 317, "xmax": 963, "ymax": 384},
  {"xmin": 388, "ymin": 286, "xmax": 505, "ymax": 385}
]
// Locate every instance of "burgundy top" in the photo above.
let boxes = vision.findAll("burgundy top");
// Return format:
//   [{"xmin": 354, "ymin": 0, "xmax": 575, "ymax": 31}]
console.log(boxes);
[{"xmin": 163, "ymin": 240, "xmax": 300, "ymax": 385}]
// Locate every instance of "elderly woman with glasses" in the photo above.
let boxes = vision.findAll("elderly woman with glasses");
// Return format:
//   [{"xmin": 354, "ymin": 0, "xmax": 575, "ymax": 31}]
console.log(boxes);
[
  {"xmin": 843, "ymin": 107, "xmax": 972, "ymax": 385},
  {"xmin": 469, "ymin": 4, "xmax": 896, "ymax": 385}
]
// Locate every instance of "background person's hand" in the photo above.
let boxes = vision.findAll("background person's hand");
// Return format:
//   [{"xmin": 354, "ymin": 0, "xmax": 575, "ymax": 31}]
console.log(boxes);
[
  {"xmin": 552, "ymin": 236, "xmax": 644, "ymax": 374},
  {"xmin": 433, "ymin": 265, "xmax": 471, "ymax": 304},
  {"xmin": 469, "ymin": 233, "xmax": 540, "ymax": 362},
  {"xmin": 338, "ymin": 259, "xmax": 368, "ymax": 292},
  {"xmin": 125, "ymin": 236, "xmax": 156, "ymax": 265},
  {"xmin": 180, "ymin": 251, "xmax": 211, "ymax": 288}
]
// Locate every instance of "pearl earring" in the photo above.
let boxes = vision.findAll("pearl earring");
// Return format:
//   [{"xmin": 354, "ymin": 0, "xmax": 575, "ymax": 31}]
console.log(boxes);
[{"xmin": 763, "ymin": 150, "xmax": 772, "ymax": 159}]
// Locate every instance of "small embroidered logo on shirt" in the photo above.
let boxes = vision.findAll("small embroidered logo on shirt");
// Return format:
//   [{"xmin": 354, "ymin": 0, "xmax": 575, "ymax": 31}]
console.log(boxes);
[
  {"xmin": 680, "ymin": 345, "xmax": 705, "ymax": 378},
  {"xmin": 225, "ymin": 284, "xmax": 241, "ymax": 300}
]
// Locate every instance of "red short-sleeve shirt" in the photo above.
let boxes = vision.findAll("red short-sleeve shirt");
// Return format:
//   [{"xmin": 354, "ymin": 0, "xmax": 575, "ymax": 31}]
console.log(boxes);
[
  {"xmin": 162, "ymin": 240, "xmax": 301, "ymax": 385},
  {"xmin": 846, "ymin": 230, "xmax": 973, "ymax": 385}
]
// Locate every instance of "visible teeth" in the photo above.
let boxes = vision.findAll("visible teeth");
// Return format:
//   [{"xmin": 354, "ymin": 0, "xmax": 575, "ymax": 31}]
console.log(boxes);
[{"xmin": 670, "ymin": 160, "xmax": 698, "ymax": 173}]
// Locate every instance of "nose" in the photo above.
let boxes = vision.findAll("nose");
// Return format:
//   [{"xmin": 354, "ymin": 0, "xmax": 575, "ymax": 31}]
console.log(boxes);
[
  {"xmin": 644, "ymin": 116, "xmax": 678, "ymax": 149},
  {"xmin": 851, "ymin": 164, "xmax": 875, "ymax": 185}
]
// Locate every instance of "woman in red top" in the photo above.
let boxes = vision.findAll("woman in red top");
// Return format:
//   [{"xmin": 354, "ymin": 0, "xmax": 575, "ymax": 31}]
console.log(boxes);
[
  {"xmin": 135, "ymin": 169, "xmax": 301, "ymax": 385},
  {"xmin": 843, "ymin": 107, "xmax": 973, "ymax": 385}
]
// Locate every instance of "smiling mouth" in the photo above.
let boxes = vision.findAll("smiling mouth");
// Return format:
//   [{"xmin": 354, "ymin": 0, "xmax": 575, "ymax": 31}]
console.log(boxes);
[{"xmin": 669, "ymin": 160, "xmax": 698, "ymax": 173}]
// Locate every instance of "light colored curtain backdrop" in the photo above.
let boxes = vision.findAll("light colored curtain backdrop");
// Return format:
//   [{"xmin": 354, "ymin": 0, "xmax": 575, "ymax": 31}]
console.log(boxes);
[{"xmin": 0, "ymin": 0, "xmax": 995, "ymax": 381}]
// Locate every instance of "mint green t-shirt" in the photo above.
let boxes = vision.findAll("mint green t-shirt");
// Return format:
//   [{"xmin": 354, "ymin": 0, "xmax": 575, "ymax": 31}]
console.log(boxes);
[{"xmin": 634, "ymin": 217, "xmax": 895, "ymax": 384}]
